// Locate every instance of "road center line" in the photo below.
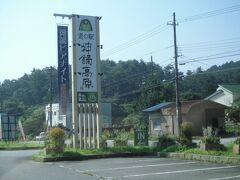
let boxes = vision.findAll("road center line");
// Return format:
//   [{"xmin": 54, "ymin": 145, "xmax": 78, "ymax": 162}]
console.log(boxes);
[
  {"xmin": 106, "ymin": 165, "xmax": 239, "ymax": 179},
  {"xmin": 77, "ymin": 161, "xmax": 196, "ymax": 172},
  {"xmin": 209, "ymin": 175, "xmax": 240, "ymax": 180}
]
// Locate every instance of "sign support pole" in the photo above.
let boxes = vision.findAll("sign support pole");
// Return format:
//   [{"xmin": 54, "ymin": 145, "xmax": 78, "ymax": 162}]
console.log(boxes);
[
  {"xmin": 96, "ymin": 17, "xmax": 102, "ymax": 149},
  {"xmin": 71, "ymin": 15, "xmax": 79, "ymax": 148}
]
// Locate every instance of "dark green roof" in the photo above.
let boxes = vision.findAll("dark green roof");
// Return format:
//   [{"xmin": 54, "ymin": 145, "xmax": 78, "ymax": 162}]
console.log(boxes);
[{"xmin": 220, "ymin": 84, "xmax": 240, "ymax": 93}]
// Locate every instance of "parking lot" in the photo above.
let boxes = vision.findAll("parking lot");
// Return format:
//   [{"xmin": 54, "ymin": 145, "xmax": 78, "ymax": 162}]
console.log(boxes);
[
  {"xmin": 52, "ymin": 156, "xmax": 240, "ymax": 180},
  {"xmin": 1, "ymin": 150, "xmax": 240, "ymax": 180}
]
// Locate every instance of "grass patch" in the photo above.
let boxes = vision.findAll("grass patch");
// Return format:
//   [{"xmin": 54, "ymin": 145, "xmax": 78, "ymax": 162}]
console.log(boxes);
[
  {"xmin": 33, "ymin": 146, "xmax": 163, "ymax": 159},
  {"xmin": 64, "ymin": 146, "xmax": 162, "ymax": 156},
  {"xmin": 162, "ymin": 144, "xmax": 188, "ymax": 153},
  {"xmin": 0, "ymin": 141, "xmax": 44, "ymax": 149},
  {"xmin": 32, "ymin": 141, "xmax": 240, "ymax": 160},
  {"xmin": 179, "ymin": 142, "xmax": 240, "ymax": 157}
]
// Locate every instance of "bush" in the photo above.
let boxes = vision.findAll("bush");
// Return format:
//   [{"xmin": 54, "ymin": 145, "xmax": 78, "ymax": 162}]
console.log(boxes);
[
  {"xmin": 158, "ymin": 135, "xmax": 175, "ymax": 148},
  {"xmin": 201, "ymin": 136, "xmax": 220, "ymax": 144},
  {"xmin": 176, "ymin": 136, "xmax": 192, "ymax": 146},
  {"xmin": 102, "ymin": 128, "xmax": 134, "ymax": 147},
  {"xmin": 162, "ymin": 144, "xmax": 187, "ymax": 152},
  {"xmin": 177, "ymin": 122, "xmax": 193, "ymax": 147},
  {"xmin": 45, "ymin": 127, "xmax": 66, "ymax": 154},
  {"xmin": 181, "ymin": 122, "xmax": 193, "ymax": 141},
  {"xmin": 114, "ymin": 129, "xmax": 132, "ymax": 147},
  {"xmin": 201, "ymin": 127, "xmax": 220, "ymax": 144}
]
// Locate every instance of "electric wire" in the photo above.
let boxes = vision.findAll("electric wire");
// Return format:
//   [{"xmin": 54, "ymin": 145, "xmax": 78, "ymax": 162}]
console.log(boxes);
[
  {"xmin": 102, "ymin": 25, "xmax": 170, "ymax": 57},
  {"xmin": 178, "ymin": 4, "xmax": 240, "ymax": 23},
  {"xmin": 180, "ymin": 49, "xmax": 240, "ymax": 61},
  {"xmin": 102, "ymin": 5, "xmax": 240, "ymax": 59},
  {"xmin": 109, "ymin": 66, "xmax": 240, "ymax": 98}
]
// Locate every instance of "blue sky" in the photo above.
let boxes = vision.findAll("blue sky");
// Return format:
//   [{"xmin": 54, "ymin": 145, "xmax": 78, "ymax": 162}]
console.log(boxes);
[{"xmin": 0, "ymin": 0, "xmax": 240, "ymax": 82}]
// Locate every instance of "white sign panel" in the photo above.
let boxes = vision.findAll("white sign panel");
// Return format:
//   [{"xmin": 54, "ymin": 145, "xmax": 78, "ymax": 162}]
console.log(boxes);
[{"xmin": 75, "ymin": 15, "xmax": 98, "ymax": 92}]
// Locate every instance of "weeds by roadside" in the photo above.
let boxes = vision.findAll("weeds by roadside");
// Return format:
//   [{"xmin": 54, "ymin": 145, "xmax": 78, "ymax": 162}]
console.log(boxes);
[{"xmin": 0, "ymin": 140, "xmax": 44, "ymax": 149}]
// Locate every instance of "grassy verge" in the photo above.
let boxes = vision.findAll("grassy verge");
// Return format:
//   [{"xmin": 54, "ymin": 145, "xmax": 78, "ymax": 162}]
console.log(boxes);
[
  {"xmin": 64, "ymin": 146, "xmax": 162, "ymax": 155},
  {"xmin": 181, "ymin": 142, "xmax": 239, "ymax": 156},
  {"xmin": 0, "ymin": 141, "xmax": 44, "ymax": 150},
  {"xmin": 34, "ymin": 146, "xmax": 165, "ymax": 159}
]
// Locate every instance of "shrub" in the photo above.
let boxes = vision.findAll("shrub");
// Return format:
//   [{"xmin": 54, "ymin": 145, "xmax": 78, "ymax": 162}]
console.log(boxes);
[
  {"xmin": 177, "ymin": 122, "xmax": 193, "ymax": 147},
  {"xmin": 201, "ymin": 127, "xmax": 220, "ymax": 144},
  {"xmin": 45, "ymin": 127, "xmax": 66, "ymax": 154},
  {"xmin": 201, "ymin": 136, "xmax": 220, "ymax": 144},
  {"xmin": 102, "ymin": 129, "xmax": 112, "ymax": 141},
  {"xmin": 181, "ymin": 122, "xmax": 193, "ymax": 141},
  {"xmin": 158, "ymin": 135, "xmax": 175, "ymax": 148},
  {"xmin": 162, "ymin": 144, "xmax": 187, "ymax": 152},
  {"xmin": 114, "ymin": 129, "xmax": 130, "ymax": 147},
  {"xmin": 176, "ymin": 136, "xmax": 192, "ymax": 146},
  {"xmin": 102, "ymin": 128, "xmax": 134, "ymax": 147}
]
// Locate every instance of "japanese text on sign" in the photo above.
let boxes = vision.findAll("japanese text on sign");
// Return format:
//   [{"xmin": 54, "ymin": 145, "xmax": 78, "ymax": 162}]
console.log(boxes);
[
  {"xmin": 58, "ymin": 26, "xmax": 69, "ymax": 84},
  {"xmin": 75, "ymin": 16, "xmax": 97, "ymax": 92}
]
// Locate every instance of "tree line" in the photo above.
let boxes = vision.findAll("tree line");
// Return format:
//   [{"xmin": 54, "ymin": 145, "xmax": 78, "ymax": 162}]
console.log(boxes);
[{"xmin": 0, "ymin": 60, "xmax": 239, "ymax": 136}]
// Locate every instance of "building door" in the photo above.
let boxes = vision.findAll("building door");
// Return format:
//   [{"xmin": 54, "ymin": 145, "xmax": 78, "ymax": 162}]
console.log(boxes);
[{"xmin": 212, "ymin": 118, "xmax": 219, "ymax": 129}]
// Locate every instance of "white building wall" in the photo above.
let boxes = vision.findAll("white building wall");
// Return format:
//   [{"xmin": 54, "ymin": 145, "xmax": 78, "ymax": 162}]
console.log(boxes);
[
  {"xmin": 45, "ymin": 104, "xmax": 67, "ymax": 127},
  {"xmin": 45, "ymin": 103, "xmax": 111, "ymax": 129}
]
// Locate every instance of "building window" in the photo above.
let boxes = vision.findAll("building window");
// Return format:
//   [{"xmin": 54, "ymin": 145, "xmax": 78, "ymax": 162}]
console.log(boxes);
[{"xmin": 153, "ymin": 120, "xmax": 161, "ymax": 130}]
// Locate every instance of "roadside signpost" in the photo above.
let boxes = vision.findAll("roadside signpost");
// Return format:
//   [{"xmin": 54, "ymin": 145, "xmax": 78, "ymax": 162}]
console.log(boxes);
[
  {"xmin": 134, "ymin": 129, "xmax": 148, "ymax": 146},
  {"xmin": 54, "ymin": 13, "xmax": 102, "ymax": 149}
]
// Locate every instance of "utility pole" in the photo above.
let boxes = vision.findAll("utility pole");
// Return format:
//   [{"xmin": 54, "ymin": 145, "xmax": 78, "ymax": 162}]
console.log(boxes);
[
  {"xmin": 168, "ymin": 12, "xmax": 182, "ymax": 136},
  {"xmin": 49, "ymin": 66, "xmax": 53, "ymax": 128},
  {"xmin": 151, "ymin": 55, "xmax": 153, "ymax": 77}
]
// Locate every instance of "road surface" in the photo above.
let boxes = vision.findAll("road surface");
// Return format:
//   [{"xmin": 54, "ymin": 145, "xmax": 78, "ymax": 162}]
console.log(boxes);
[{"xmin": 0, "ymin": 150, "xmax": 240, "ymax": 180}]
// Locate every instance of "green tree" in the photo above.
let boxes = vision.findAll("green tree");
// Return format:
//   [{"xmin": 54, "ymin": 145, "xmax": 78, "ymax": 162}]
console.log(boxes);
[
  {"xmin": 122, "ymin": 112, "xmax": 148, "ymax": 130},
  {"xmin": 226, "ymin": 102, "xmax": 240, "ymax": 123},
  {"xmin": 21, "ymin": 106, "xmax": 45, "ymax": 138}
]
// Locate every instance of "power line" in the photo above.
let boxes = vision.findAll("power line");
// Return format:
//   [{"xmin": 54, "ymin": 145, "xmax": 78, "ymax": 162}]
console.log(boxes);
[
  {"xmin": 180, "ymin": 40, "xmax": 240, "ymax": 51},
  {"xmin": 103, "ymin": 50, "xmax": 240, "ymax": 90},
  {"xmin": 185, "ymin": 66, "xmax": 240, "ymax": 77},
  {"xmin": 181, "ymin": 53, "xmax": 240, "ymax": 64},
  {"xmin": 101, "ymin": 56, "xmax": 175, "ymax": 89},
  {"xmin": 179, "ymin": 37, "xmax": 240, "ymax": 47},
  {"xmin": 180, "ymin": 49, "xmax": 240, "ymax": 62},
  {"xmin": 109, "ymin": 66, "xmax": 240, "ymax": 98},
  {"xmin": 102, "ymin": 25, "xmax": 170, "ymax": 57},
  {"xmin": 178, "ymin": 4, "xmax": 240, "ymax": 23},
  {"xmin": 102, "ymin": 65, "xmax": 162, "ymax": 88},
  {"xmin": 180, "ymin": 45, "xmax": 240, "ymax": 54},
  {"xmin": 102, "ymin": 5, "xmax": 240, "ymax": 59}
]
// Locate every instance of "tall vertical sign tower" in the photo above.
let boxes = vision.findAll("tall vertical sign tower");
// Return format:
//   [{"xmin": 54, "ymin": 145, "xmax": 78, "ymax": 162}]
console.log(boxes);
[
  {"xmin": 72, "ymin": 15, "xmax": 101, "ymax": 149},
  {"xmin": 57, "ymin": 26, "xmax": 69, "ymax": 125}
]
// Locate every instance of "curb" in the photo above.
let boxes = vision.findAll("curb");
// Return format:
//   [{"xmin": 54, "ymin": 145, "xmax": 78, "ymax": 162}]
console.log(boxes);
[
  {"xmin": 32, "ymin": 152, "xmax": 156, "ymax": 162},
  {"xmin": 159, "ymin": 152, "xmax": 240, "ymax": 165},
  {"xmin": 0, "ymin": 147, "xmax": 43, "ymax": 151},
  {"xmin": 32, "ymin": 151, "xmax": 240, "ymax": 164}
]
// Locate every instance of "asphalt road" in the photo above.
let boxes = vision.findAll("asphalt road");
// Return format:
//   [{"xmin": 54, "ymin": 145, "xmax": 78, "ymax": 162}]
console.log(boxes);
[{"xmin": 0, "ymin": 150, "xmax": 240, "ymax": 180}]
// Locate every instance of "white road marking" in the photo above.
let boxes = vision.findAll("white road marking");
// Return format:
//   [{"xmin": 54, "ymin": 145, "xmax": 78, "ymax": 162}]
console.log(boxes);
[
  {"xmin": 209, "ymin": 175, "xmax": 240, "ymax": 180},
  {"xmin": 106, "ymin": 165, "xmax": 239, "ymax": 179},
  {"xmin": 138, "ymin": 159, "xmax": 166, "ymax": 162},
  {"xmin": 77, "ymin": 161, "xmax": 196, "ymax": 172},
  {"xmin": 45, "ymin": 162, "xmax": 53, "ymax": 165}
]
